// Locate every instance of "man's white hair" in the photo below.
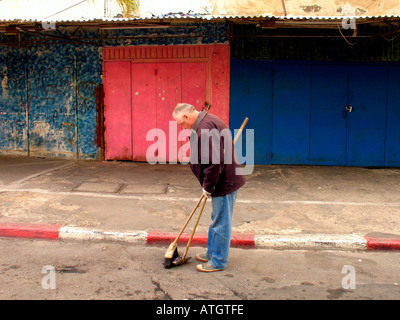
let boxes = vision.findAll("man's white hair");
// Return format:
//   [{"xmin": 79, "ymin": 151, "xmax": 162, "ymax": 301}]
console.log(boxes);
[{"xmin": 172, "ymin": 103, "xmax": 196, "ymax": 119}]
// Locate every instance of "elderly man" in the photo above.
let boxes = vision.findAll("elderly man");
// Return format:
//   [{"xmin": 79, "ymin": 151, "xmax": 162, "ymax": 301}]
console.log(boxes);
[{"xmin": 172, "ymin": 103, "xmax": 245, "ymax": 272}]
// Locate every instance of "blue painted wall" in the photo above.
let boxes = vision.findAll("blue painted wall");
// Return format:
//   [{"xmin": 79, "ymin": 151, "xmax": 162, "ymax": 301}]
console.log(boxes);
[
  {"xmin": 0, "ymin": 46, "xmax": 27, "ymax": 154},
  {"xmin": 0, "ymin": 44, "xmax": 101, "ymax": 159}
]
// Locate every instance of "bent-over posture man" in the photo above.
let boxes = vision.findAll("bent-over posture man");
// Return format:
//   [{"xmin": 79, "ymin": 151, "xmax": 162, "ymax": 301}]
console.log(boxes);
[{"xmin": 172, "ymin": 103, "xmax": 245, "ymax": 272}]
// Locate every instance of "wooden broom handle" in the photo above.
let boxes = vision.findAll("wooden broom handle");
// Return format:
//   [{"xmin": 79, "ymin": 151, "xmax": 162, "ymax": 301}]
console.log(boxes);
[
  {"xmin": 233, "ymin": 117, "xmax": 249, "ymax": 145},
  {"xmin": 172, "ymin": 194, "xmax": 204, "ymax": 246},
  {"xmin": 181, "ymin": 196, "xmax": 208, "ymax": 264}
]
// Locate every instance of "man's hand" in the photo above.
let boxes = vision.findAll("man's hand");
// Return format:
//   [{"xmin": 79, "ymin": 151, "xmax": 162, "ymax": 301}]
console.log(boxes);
[{"xmin": 202, "ymin": 188, "xmax": 212, "ymax": 199}]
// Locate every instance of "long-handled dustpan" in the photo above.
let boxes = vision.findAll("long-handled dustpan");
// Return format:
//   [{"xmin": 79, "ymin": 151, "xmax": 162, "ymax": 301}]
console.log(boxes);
[
  {"xmin": 163, "ymin": 194, "xmax": 205, "ymax": 268},
  {"xmin": 169, "ymin": 196, "xmax": 207, "ymax": 267}
]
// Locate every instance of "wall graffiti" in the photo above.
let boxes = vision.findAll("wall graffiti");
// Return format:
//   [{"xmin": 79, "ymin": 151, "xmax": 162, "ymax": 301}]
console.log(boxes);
[
  {"xmin": 60, "ymin": 122, "xmax": 76, "ymax": 147},
  {"xmin": 77, "ymin": 81, "xmax": 96, "ymax": 115}
]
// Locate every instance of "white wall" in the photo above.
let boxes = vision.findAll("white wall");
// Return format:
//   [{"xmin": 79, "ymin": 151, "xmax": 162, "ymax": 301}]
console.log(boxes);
[{"xmin": 0, "ymin": 0, "xmax": 121, "ymax": 20}]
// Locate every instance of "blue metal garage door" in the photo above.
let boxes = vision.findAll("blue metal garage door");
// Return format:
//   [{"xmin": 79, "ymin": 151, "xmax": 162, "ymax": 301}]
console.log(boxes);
[
  {"xmin": 310, "ymin": 63, "xmax": 348, "ymax": 166},
  {"xmin": 230, "ymin": 59, "xmax": 400, "ymax": 167},
  {"xmin": 272, "ymin": 62, "xmax": 311, "ymax": 164},
  {"xmin": 229, "ymin": 59, "xmax": 273, "ymax": 165},
  {"xmin": 347, "ymin": 65, "xmax": 387, "ymax": 167},
  {"xmin": 387, "ymin": 66, "xmax": 400, "ymax": 167}
]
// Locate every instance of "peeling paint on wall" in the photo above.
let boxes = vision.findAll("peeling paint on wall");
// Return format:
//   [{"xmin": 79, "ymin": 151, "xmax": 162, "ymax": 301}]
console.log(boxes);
[
  {"xmin": 0, "ymin": 46, "xmax": 28, "ymax": 155},
  {"xmin": 0, "ymin": 43, "xmax": 102, "ymax": 159}
]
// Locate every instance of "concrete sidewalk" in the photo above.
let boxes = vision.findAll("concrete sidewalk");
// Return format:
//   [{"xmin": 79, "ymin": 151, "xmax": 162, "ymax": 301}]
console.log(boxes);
[{"xmin": 1, "ymin": 155, "xmax": 400, "ymax": 250}]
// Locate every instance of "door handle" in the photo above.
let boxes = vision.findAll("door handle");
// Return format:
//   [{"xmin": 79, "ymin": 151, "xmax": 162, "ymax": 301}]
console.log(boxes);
[
  {"xmin": 343, "ymin": 105, "xmax": 353, "ymax": 119},
  {"xmin": 345, "ymin": 105, "xmax": 353, "ymax": 113}
]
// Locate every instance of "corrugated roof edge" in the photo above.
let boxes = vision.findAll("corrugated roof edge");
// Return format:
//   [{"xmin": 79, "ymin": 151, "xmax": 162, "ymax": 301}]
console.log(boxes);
[{"xmin": 1, "ymin": 14, "xmax": 400, "ymax": 23}]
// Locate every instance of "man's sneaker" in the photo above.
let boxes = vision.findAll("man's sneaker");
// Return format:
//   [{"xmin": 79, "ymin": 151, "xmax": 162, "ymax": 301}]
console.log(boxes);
[
  {"xmin": 195, "ymin": 253, "xmax": 209, "ymax": 263},
  {"xmin": 196, "ymin": 262, "xmax": 224, "ymax": 273}
]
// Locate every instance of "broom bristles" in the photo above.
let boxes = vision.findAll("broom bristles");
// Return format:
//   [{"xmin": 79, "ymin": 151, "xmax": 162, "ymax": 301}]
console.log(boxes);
[
  {"xmin": 164, "ymin": 243, "xmax": 177, "ymax": 259},
  {"xmin": 164, "ymin": 244, "xmax": 179, "ymax": 268}
]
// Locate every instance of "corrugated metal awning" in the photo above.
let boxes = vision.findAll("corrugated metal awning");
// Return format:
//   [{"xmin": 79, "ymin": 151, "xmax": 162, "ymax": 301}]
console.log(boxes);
[{"xmin": 1, "ymin": 13, "xmax": 400, "ymax": 24}]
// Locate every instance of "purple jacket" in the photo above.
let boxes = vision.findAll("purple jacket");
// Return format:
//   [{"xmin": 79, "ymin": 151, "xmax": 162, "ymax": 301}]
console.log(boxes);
[{"xmin": 189, "ymin": 112, "xmax": 245, "ymax": 197}]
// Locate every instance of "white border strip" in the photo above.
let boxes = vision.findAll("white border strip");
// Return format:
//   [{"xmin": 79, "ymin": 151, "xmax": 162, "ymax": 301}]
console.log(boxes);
[
  {"xmin": 59, "ymin": 226, "xmax": 147, "ymax": 245},
  {"xmin": 58, "ymin": 226, "xmax": 369, "ymax": 251},
  {"xmin": 255, "ymin": 234, "xmax": 368, "ymax": 251}
]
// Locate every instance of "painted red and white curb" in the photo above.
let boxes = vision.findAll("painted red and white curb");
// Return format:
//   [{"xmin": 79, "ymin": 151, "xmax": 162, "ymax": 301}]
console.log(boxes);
[{"xmin": 1, "ymin": 223, "xmax": 400, "ymax": 251}]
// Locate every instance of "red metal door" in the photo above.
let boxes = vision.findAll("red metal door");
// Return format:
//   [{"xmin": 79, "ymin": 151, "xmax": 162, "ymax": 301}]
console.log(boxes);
[
  {"xmin": 182, "ymin": 62, "xmax": 207, "ymax": 110},
  {"xmin": 103, "ymin": 44, "xmax": 229, "ymax": 162},
  {"xmin": 180, "ymin": 62, "xmax": 206, "ymax": 162},
  {"xmin": 104, "ymin": 61, "xmax": 132, "ymax": 160},
  {"xmin": 155, "ymin": 62, "xmax": 182, "ymax": 163},
  {"xmin": 131, "ymin": 63, "xmax": 157, "ymax": 162},
  {"xmin": 131, "ymin": 62, "xmax": 206, "ymax": 163}
]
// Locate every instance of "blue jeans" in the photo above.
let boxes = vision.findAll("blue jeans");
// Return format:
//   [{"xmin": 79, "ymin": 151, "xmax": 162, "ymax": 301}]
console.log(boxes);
[{"xmin": 205, "ymin": 190, "xmax": 238, "ymax": 269}]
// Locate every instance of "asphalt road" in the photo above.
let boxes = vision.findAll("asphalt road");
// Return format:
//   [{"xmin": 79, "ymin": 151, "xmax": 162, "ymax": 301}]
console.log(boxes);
[{"xmin": 1, "ymin": 237, "xmax": 400, "ymax": 302}]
